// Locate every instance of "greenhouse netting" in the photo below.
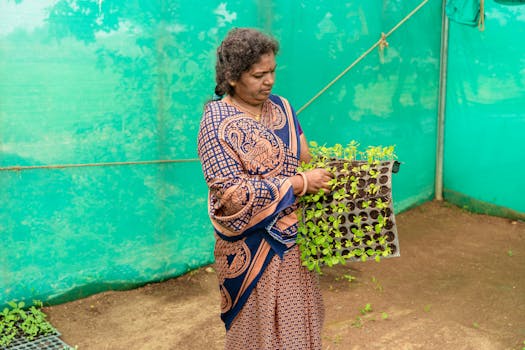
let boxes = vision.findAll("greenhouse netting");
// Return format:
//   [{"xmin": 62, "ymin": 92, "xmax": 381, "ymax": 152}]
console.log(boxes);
[{"xmin": 1, "ymin": 0, "xmax": 523, "ymax": 307}]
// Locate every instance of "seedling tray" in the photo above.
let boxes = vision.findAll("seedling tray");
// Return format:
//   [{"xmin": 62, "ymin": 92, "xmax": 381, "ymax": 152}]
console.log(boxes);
[
  {"xmin": 299, "ymin": 159, "xmax": 401, "ymax": 267},
  {"xmin": 2, "ymin": 333, "xmax": 71, "ymax": 350}
]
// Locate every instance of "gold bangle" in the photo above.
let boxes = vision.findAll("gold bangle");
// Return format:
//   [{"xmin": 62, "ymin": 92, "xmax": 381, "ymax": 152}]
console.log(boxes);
[{"xmin": 298, "ymin": 172, "xmax": 308, "ymax": 196}]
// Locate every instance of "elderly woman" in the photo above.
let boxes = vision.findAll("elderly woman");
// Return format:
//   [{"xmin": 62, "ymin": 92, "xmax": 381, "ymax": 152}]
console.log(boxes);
[{"xmin": 197, "ymin": 28, "xmax": 332, "ymax": 350}]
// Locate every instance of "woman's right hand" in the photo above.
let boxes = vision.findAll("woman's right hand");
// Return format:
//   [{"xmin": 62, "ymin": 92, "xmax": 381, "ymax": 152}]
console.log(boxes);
[
  {"xmin": 292, "ymin": 168, "xmax": 333, "ymax": 196},
  {"xmin": 303, "ymin": 168, "xmax": 333, "ymax": 194}
]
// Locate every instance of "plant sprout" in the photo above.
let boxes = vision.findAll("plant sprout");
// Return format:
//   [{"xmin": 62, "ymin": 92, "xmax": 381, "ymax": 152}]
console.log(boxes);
[{"xmin": 297, "ymin": 141, "xmax": 398, "ymax": 273}]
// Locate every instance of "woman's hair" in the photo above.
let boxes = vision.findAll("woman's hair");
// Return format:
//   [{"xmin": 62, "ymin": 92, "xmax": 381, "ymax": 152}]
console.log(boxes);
[{"xmin": 215, "ymin": 28, "xmax": 279, "ymax": 97}]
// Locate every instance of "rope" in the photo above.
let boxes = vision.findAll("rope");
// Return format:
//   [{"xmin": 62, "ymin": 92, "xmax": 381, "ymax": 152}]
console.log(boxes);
[
  {"xmin": 0, "ymin": 158, "xmax": 200, "ymax": 172},
  {"xmin": 296, "ymin": 0, "xmax": 430, "ymax": 115},
  {"xmin": 478, "ymin": 0, "xmax": 485, "ymax": 31}
]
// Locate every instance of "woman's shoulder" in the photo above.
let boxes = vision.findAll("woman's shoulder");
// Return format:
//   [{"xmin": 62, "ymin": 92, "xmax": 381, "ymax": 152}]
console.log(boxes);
[
  {"xmin": 268, "ymin": 94, "xmax": 294, "ymax": 114},
  {"xmin": 269, "ymin": 94, "xmax": 287, "ymax": 105},
  {"xmin": 203, "ymin": 99, "xmax": 233, "ymax": 119},
  {"xmin": 200, "ymin": 99, "xmax": 238, "ymax": 130},
  {"xmin": 204, "ymin": 99, "xmax": 224, "ymax": 113}
]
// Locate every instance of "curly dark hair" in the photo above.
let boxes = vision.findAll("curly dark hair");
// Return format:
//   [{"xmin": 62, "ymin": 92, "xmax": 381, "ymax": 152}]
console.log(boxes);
[{"xmin": 215, "ymin": 28, "xmax": 279, "ymax": 97}]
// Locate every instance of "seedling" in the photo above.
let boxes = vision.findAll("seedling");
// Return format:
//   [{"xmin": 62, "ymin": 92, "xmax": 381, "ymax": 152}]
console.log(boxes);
[
  {"xmin": 351, "ymin": 316, "xmax": 363, "ymax": 328},
  {"xmin": 360, "ymin": 303, "xmax": 373, "ymax": 315},
  {"xmin": 0, "ymin": 300, "xmax": 55, "ymax": 347},
  {"xmin": 326, "ymin": 333, "xmax": 343, "ymax": 345},
  {"xmin": 297, "ymin": 142, "xmax": 399, "ymax": 273},
  {"xmin": 335, "ymin": 273, "xmax": 356, "ymax": 283},
  {"xmin": 371, "ymin": 276, "xmax": 384, "ymax": 292},
  {"xmin": 350, "ymin": 303, "xmax": 390, "ymax": 328}
]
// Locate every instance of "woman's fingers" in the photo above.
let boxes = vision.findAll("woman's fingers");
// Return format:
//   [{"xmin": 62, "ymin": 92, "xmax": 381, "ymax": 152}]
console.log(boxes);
[{"xmin": 306, "ymin": 168, "xmax": 333, "ymax": 193}]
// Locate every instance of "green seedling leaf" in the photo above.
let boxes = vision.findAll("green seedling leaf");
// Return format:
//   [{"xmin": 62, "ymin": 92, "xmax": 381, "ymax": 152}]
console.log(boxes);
[{"xmin": 360, "ymin": 303, "xmax": 373, "ymax": 315}]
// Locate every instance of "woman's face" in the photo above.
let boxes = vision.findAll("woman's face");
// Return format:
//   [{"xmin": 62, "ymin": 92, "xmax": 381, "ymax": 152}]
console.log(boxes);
[{"xmin": 232, "ymin": 52, "xmax": 276, "ymax": 106}]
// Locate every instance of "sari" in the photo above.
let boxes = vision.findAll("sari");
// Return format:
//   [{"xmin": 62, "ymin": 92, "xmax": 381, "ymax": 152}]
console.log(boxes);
[{"xmin": 197, "ymin": 94, "xmax": 303, "ymax": 330}]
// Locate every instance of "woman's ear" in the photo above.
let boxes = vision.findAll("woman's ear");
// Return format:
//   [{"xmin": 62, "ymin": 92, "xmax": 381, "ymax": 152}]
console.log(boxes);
[{"xmin": 229, "ymin": 80, "xmax": 236, "ymax": 87}]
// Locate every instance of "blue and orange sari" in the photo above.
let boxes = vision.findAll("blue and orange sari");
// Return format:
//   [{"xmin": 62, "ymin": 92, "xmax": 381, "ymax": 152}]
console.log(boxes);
[{"xmin": 197, "ymin": 94, "xmax": 302, "ymax": 330}]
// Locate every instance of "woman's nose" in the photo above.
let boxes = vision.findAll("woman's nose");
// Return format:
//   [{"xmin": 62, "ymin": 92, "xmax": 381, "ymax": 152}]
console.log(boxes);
[{"xmin": 264, "ymin": 73, "xmax": 275, "ymax": 86}]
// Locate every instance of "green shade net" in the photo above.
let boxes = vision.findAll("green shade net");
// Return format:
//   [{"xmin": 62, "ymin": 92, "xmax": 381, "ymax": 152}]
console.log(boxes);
[{"xmin": 1, "ymin": 0, "xmax": 522, "ymax": 307}]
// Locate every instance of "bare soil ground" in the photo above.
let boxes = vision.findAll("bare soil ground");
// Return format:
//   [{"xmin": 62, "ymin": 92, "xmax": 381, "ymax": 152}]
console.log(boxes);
[{"xmin": 44, "ymin": 201, "xmax": 525, "ymax": 350}]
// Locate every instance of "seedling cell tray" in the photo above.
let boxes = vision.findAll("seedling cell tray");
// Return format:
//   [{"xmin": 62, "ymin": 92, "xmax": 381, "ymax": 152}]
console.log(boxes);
[
  {"xmin": 2, "ymin": 334, "xmax": 70, "ymax": 350},
  {"xmin": 300, "ymin": 159, "xmax": 401, "ymax": 267}
]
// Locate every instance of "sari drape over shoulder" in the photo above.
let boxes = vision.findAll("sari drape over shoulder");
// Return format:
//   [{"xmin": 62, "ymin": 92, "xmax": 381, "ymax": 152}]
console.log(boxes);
[{"xmin": 197, "ymin": 95, "xmax": 302, "ymax": 329}]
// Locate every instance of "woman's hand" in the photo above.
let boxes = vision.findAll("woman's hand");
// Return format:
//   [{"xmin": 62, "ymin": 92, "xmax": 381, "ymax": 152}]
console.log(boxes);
[
  {"xmin": 303, "ymin": 168, "xmax": 333, "ymax": 194},
  {"xmin": 291, "ymin": 168, "xmax": 333, "ymax": 196}
]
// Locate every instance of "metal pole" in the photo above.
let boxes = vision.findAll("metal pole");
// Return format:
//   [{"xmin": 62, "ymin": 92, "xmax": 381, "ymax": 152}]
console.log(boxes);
[{"xmin": 435, "ymin": 0, "xmax": 449, "ymax": 201}]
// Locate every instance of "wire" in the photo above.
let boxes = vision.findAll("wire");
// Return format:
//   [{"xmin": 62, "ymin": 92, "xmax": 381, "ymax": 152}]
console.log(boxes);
[{"xmin": 0, "ymin": 159, "xmax": 200, "ymax": 172}]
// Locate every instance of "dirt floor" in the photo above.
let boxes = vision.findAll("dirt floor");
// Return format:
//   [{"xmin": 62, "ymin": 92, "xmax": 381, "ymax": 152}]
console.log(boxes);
[{"xmin": 44, "ymin": 200, "xmax": 525, "ymax": 350}]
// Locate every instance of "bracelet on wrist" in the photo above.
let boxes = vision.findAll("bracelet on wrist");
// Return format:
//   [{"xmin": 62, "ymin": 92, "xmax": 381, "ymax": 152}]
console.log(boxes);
[{"xmin": 298, "ymin": 172, "xmax": 308, "ymax": 196}]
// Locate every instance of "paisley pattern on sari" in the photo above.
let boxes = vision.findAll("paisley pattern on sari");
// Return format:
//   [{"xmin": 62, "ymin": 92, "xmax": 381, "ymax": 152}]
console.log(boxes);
[{"xmin": 197, "ymin": 94, "xmax": 301, "ymax": 329}]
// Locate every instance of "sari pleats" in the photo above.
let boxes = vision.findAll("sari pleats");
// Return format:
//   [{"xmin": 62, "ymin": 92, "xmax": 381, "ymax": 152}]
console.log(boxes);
[{"xmin": 225, "ymin": 246, "xmax": 324, "ymax": 350}]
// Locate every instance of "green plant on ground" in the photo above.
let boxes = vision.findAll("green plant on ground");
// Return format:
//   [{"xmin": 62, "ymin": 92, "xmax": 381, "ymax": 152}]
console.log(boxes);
[
  {"xmin": 351, "ymin": 316, "xmax": 363, "ymax": 328},
  {"xmin": 297, "ymin": 141, "xmax": 397, "ymax": 273},
  {"xmin": 350, "ymin": 303, "xmax": 390, "ymax": 328},
  {"xmin": 360, "ymin": 303, "xmax": 373, "ymax": 315},
  {"xmin": 371, "ymin": 276, "xmax": 384, "ymax": 292},
  {"xmin": 328, "ymin": 334, "xmax": 342, "ymax": 345},
  {"xmin": 335, "ymin": 273, "xmax": 356, "ymax": 283},
  {"xmin": 0, "ymin": 300, "xmax": 55, "ymax": 347}
]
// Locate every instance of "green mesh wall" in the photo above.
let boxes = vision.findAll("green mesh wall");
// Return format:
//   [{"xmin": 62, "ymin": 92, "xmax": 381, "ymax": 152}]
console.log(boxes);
[
  {"xmin": 275, "ymin": 0, "xmax": 442, "ymax": 211},
  {"xmin": 0, "ymin": 0, "xmax": 442, "ymax": 306},
  {"xmin": 444, "ymin": 2, "xmax": 525, "ymax": 218}
]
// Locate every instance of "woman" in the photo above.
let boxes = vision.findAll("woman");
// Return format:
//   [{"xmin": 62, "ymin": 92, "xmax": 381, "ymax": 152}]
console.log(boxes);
[{"xmin": 197, "ymin": 28, "xmax": 332, "ymax": 349}]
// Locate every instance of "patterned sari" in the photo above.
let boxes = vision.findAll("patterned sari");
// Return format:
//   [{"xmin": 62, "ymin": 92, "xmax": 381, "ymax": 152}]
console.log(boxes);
[{"xmin": 197, "ymin": 94, "xmax": 302, "ymax": 330}]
